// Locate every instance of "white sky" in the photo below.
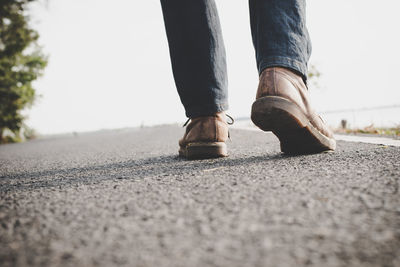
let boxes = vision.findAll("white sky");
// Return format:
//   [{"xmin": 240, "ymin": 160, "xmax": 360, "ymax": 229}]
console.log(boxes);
[{"xmin": 27, "ymin": 0, "xmax": 400, "ymax": 134}]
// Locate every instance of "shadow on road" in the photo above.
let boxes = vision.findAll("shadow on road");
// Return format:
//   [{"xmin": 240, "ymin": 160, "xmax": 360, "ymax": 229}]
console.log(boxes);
[{"xmin": 0, "ymin": 152, "xmax": 296, "ymax": 192}]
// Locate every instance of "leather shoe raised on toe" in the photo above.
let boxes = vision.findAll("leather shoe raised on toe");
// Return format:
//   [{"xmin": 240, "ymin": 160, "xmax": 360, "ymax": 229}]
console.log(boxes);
[
  {"xmin": 179, "ymin": 112, "xmax": 230, "ymax": 159},
  {"xmin": 251, "ymin": 67, "xmax": 336, "ymax": 154}
]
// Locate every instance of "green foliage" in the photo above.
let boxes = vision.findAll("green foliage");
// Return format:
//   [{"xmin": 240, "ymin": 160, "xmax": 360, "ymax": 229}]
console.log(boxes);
[
  {"xmin": 307, "ymin": 64, "xmax": 321, "ymax": 89},
  {"xmin": 0, "ymin": 0, "xmax": 47, "ymax": 143},
  {"xmin": 340, "ymin": 125, "xmax": 400, "ymax": 137}
]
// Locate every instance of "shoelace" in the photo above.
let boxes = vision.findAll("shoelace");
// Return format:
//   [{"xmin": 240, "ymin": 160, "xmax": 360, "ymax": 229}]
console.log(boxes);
[{"xmin": 182, "ymin": 114, "xmax": 235, "ymax": 127}]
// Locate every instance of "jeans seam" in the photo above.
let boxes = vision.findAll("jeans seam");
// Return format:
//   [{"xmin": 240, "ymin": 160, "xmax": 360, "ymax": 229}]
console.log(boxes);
[
  {"xmin": 185, "ymin": 102, "xmax": 229, "ymax": 118},
  {"xmin": 258, "ymin": 56, "xmax": 308, "ymax": 79}
]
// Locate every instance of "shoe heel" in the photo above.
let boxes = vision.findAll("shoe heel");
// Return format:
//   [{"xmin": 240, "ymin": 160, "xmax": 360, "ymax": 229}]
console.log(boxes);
[
  {"xmin": 251, "ymin": 96, "xmax": 336, "ymax": 154},
  {"xmin": 251, "ymin": 96, "xmax": 308, "ymax": 132},
  {"xmin": 182, "ymin": 142, "xmax": 227, "ymax": 159}
]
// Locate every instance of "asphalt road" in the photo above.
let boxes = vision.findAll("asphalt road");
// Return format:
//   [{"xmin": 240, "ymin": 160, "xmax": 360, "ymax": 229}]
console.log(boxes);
[{"xmin": 0, "ymin": 125, "xmax": 399, "ymax": 267}]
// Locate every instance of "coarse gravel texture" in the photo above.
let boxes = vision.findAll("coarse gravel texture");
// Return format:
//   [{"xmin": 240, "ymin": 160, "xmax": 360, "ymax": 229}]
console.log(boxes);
[{"xmin": 0, "ymin": 125, "xmax": 399, "ymax": 267}]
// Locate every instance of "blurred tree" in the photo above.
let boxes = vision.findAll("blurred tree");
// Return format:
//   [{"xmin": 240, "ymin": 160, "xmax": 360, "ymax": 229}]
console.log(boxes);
[
  {"xmin": 0, "ymin": 0, "xmax": 47, "ymax": 143},
  {"xmin": 307, "ymin": 64, "xmax": 321, "ymax": 89}
]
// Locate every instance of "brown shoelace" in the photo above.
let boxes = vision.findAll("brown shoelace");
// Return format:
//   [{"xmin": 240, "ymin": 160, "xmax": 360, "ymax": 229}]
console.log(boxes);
[{"xmin": 182, "ymin": 114, "xmax": 234, "ymax": 127}]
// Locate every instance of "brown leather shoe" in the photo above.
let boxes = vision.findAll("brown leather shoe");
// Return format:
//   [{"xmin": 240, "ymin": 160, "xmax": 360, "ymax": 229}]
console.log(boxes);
[
  {"xmin": 251, "ymin": 67, "xmax": 336, "ymax": 154},
  {"xmin": 179, "ymin": 112, "xmax": 229, "ymax": 159}
]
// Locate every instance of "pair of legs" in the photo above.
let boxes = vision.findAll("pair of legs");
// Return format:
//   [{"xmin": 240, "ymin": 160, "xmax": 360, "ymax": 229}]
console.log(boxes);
[
  {"xmin": 161, "ymin": 0, "xmax": 311, "ymax": 117},
  {"xmin": 160, "ymin": 0, "xmax": 335, "ymax": 158}
]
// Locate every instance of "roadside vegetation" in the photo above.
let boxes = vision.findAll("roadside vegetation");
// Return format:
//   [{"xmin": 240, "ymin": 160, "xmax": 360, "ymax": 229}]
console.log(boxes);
[
  {"xmin": 334, "ymin": 120, "xmax": 400, "ymax": 137},
  {"xmin": 0, "ymin": 0, "xmax": 47, "ymax": 144}
]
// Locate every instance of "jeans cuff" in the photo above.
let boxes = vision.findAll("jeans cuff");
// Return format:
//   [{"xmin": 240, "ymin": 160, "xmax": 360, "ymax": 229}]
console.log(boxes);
[
  {"xmin": 258, "ymin": 56, "xmax": 308, "ymax": 81},
  {"xmin": 185, "ymin": 102, "xmax": 229, "ymax": 118}
]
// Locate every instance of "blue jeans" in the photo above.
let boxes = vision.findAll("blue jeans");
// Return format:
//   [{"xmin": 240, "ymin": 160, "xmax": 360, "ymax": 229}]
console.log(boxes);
[{"xmin": 160, "ymin": 0, "xmax": 311, "ymax": 118}]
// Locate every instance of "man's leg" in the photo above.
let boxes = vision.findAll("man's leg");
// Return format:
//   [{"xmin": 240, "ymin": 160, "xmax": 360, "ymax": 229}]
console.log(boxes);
[
  {"xmin": 160, "ymin": 0, "xmax": 228, "ymax": 118},
  {"xmin": 160, "ymin": 0, "xmax": 230, "ymax": 159},
  {"xmin": 249, "ymin": 0, "xmax": 311, "ymax": 81},
  {"xmin": 249, "ymin": 0, "xmax": 336, "ymax": 153}
]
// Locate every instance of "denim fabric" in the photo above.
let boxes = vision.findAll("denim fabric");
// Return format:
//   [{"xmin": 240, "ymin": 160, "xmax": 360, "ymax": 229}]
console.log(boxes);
[
  {"xmin": 249, "ymin": 0, "xmax": 312, "ymax": 78},
  {"xmin": 160, "ymin": 0, "xmax": 311, "ymax": 118}
]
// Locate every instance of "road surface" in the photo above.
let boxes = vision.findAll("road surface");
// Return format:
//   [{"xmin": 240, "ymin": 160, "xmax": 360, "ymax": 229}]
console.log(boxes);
[{"xmin": 0, "ymin": 125, "xmax": 399, "ymax": 267}]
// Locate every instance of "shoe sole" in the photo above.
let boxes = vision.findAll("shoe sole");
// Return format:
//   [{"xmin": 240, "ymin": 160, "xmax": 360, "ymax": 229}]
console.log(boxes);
[
  {"xmin": 179, "ymin": 142, "xmax": 228, "ymax": 159},
  {"xmin": 251, "ymin": 96, "xmax": 336, "ymax": 154}
]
